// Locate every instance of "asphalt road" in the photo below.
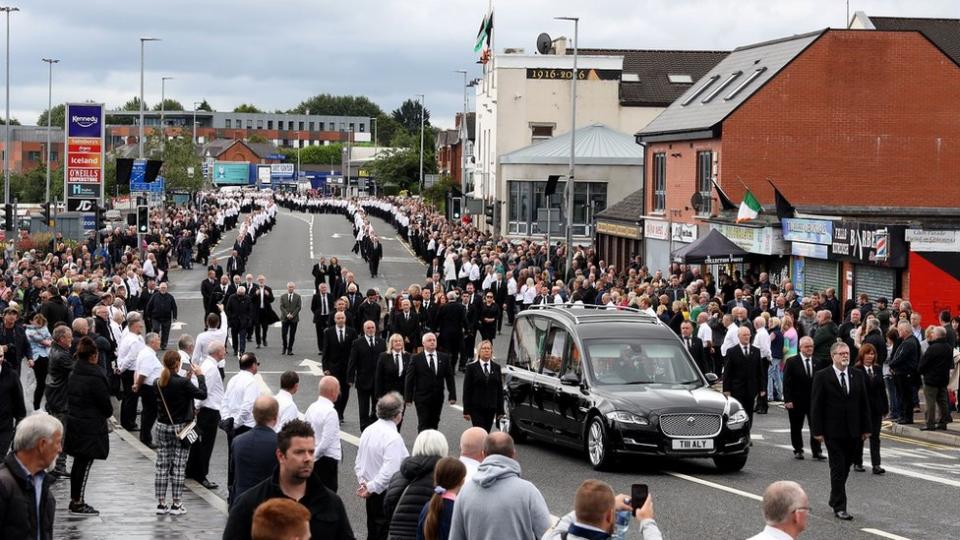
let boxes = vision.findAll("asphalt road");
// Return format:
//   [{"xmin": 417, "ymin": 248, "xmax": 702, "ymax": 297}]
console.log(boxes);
[{"xmin": 165, "ymin": 208, "xmax": 960, "ymax": 540}]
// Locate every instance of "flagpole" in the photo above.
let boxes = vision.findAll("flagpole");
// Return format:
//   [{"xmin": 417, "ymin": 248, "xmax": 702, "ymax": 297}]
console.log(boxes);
[{"xmin": 489, "ymin": 0, "xmax": 495, "ymax": 90}]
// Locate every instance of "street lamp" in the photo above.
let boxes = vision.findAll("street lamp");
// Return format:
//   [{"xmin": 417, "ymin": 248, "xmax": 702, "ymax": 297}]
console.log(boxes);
[
  {"xmin": 417, "ymin": 93, "xmax": 425, "ymax": 191},
  {"xmin": 1, "ymin": 6, "xmax": 19, "ymax": 208},
  {"xmin": 555, "ymin": 16, "xmax": 579, "ymax": 282},
  {"xmin": 192, "ymin": 100, "xmax": 202, "ymax": 146},
  {"xmin": 160, "ymin": 76, "xmax": 173, "ymax": 154},
  {"xmin": 139, "ymin": 36, "xmax": 161, "ymax": 159},
  {"xmin": 454, "ymin": 70, "xmax": 468, "ymax": 194},
  {"xmin": 42, "ymin": 57, "xmax": 59, "ymax": 205},
  {"xmin": 371, "ymin": 117, "xmax": 378, "ymax": 158}
]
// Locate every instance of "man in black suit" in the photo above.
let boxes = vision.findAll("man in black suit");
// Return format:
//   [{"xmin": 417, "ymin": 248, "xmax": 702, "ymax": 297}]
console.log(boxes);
[
  {"xmin": 226, "ymin": 250, "xmax": 244, "ymax": 279},
  {"xmin": 200, "ymin": 270, "xmax": 221, "ymax": 323},
  {"xmin": 679, "ymin": 321, "xmax": 708, "ymax": 374},
  {"xmin": 888, "ymin": 321, "xmax": 921, "ymax": 425},
  {"xmin": 347, "ymin": 320, "xmax": 386, "ymax": 430},
  {"xmin": 462, "ymin": 341, "xmax": 504, "ymax": 432},
  {"xmin": 391, "ymin": 298, "xmax": 422, "ymax": 354},
  {"xmin": 311, "ymin": 283, "xmax": 334, "ymax": 355},
  {"xmin": 250, "ymin": 275, "xmax": 276, "ymax": 348},
  {"xmin": 487, "ymin": 272, "xmax": 508, "ymax": 334},
  {"xmin": 229, "ymin": 396, "xmax": 279, "ymax": 506},
  {"xmin": 436, "ymin": 291, "xmax": 467, "ymax": 370},
  {"xmin": 311, "ymin": 257, "xmax": 327, "ymax": 290},
  {"xmin": 460, "ymin": 284, "xmax": 482, "ymax": 371},
  {"xmin": 854, "ymin": 349, "xmax": 888, "ymax": 474},
  {"xmin": 810, "ymin": 341, "xmax": 871, "ymax": 520},
  {"xmin": 782, "ymin": 336, "xmax": 824, "ymax": 460},
  {"xmin": 426, "ymin": 258, "xmax": 441, "ymax": 279},
  {"xmin": 722, "ymin": 326, "xmax": 766, "ymax": 428},
  {"xmin": 404, "ymin": 332, "xmax": 457, "ymax": 432},
  {"xmin": 207, "ymin": 257, "xmax": 224, "ymax": 280},
  {"xmin": 367, "ymin": 236, "xmax": 383, "ymax": 278},
  {"xmin": 357, "ymin": 289, "xmax": 382, "ymax": 333},
  {"xmin": 322, "ymin": 312, "xmax": 357, "ymax": 421}
]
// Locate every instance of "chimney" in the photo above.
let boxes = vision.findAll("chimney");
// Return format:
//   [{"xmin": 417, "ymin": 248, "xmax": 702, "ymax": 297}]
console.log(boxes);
[{"xmin": 552, "ymin": 36, "xmax": 568, "ymax": 55}]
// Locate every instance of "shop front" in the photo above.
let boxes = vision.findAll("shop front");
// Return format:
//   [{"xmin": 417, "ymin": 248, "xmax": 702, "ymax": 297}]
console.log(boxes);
[
  {"xmin": 708, "ymin": 222, "xmax": 790, "ymax": 283},
  {"xmin": 905, "ymin": 229, "xmax": 960, "ymax": 323},
  {"xmin": 830, "ymin": 221, "xmax": 906, "ymax": 304},
  {"xmin": 643, "ymin": 218, "xmax": 671, "ymax": 273},
  {"xmin": 595, "ymin": 220, "xmax": 643, "ymax": 269},
  {"xmin": 782, "ymin": 218, "xmax": 838, "ymax": 297}
]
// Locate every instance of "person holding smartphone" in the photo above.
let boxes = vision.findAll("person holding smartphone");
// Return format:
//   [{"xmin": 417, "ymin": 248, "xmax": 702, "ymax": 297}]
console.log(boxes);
[{"xmin": 543, "ymin": 479, "xmax": 662, "ymax": 540}]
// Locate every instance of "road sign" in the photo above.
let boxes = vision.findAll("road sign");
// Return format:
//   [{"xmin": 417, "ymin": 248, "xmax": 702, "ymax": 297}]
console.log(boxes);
[
  {"xmin": 131, "ymin": 177, "xmax": 164, "ymax": 193},
  {"xmin": 68, "ymin": 182, "xmax": 101, "ymax": 198},
  {"xmin": 67, "ymin": 198, "xmax": 97, "ymax": 212},
  {"xmin": 81, "ymin": 214, "xmax": 96, "ymax": 230}
]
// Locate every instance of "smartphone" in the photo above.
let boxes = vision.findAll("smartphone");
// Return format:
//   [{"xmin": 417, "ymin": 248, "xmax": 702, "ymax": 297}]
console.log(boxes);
[{"xmin": 630, "ymin": 484, "xmax": 649, "ymax": 511}]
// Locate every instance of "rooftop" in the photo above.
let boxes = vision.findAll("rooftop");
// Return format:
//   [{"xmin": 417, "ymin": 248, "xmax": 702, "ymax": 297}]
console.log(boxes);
[
  {"xmin": 595, "ymin": 188, "xmax": 644, "ymax": 224},
  {"xmin": 858, "ymin": 13, "xmax": 960, "ymax": 64},
  {"xmin": 501, "ymin": 123, "xmax": 644, "ymax": 166}
]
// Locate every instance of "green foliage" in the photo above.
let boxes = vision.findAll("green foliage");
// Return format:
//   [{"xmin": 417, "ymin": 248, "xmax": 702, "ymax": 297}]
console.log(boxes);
[
  {"xmin": 421, "ymin": 175, "xmax": 459, "ymax": 210},
  {"xmin": 107, "ymin": 97, "xmax": 145, "ymax": 125},
  {"xmin": 247, "ymin": 133, "xmax": 268, "ymax": 144},
  {"xmin": 152, "ymin": 99, "xmax": 184, "ymax": 111},
  {"xmin": 0, "ymin": 117, "xmax": 20, "ymax": 125},
  {"xmin": 37, "ymin": 104, "xmax": 65, "ymax": 127},
  {"xmin": 154, "ymin": 134, "xmax": 203, "ymax": 191},
  {"xmin": 196, "ymin": 99, "xmax": 213, "ymax": 112},
  {"xmin": 391, "ymin": 99, "xmax": 431, "ymax": 133},
  {"xmin": 368, "ymin": 146, "xmax": 437, "ymax": 191},
  {"xmin": 373, "ymin": 113, "xmax": 402, "ymax": 147},
  {"xmin": 290, "ymin": 94, "xmax": 384, "ymax": 118},
  {"xmin": 233, "ymin": 103, "xmax": 262, "ymax": 113},
  {"xmin": 279, "ymin": 144, "xmax": 343, "ymax": 165}
]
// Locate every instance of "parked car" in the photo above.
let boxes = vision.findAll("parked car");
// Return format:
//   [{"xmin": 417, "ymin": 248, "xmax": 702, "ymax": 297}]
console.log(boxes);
[{"xmin": 503, "ymin": 304, "xmax": 751, "ymax": 471}]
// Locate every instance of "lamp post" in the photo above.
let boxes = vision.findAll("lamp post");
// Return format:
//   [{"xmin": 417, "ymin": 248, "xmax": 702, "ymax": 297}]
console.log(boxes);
[
  {"xmin": 371, "ymin": 117, "xmax": 378, "ymax": 158},
  {"xmin": 417, "ymin": 94, "xmax": 425, "ymax": 191},
  {"xmin": 160, "ymin": 76, "xmax": 173, "ymax": 154},
  {"xmin": 555, "ymin": 16, "xmax": 578, "ymax": 282},
  {"xmin": 192, "ymin": 100, "xmax": 201, "ymax": 146},
  {"xmin": 1, "ymin": 6, "xmax": 18, "ymax": 208},
  {"xmin": 139, "ymin": 37, "xmax": 160, "ymax": 159},
  {"xmin": 42, "ymin": 57, "xmax": 59, "ymax": 205},
  {"xmin": 454, "ymin": 70, "xmax": 468, "ymax": 194}
]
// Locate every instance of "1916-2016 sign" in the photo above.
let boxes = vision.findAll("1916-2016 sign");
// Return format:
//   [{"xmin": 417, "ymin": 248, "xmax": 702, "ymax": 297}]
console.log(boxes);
[{"xmin": 63, "ymin": 103, "xmax": 105, "ymax": 212}]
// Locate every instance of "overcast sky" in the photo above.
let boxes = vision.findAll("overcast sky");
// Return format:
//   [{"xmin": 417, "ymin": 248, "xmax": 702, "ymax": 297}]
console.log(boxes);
[{"xmin": 9, "ymin": 0, "xmax": 957, "ymax": 128}]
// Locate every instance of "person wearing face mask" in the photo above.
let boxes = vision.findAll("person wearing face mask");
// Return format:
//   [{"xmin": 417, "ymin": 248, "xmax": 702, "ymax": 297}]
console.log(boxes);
[{"xmin": 810, "ymin": 342, "xmax": 871, "ymax": 521}]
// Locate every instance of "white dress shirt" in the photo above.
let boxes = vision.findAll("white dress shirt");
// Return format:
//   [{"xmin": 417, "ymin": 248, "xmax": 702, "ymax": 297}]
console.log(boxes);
[
  {"xmin": 177, "ymin": 350, "xmax": 191, "ymax": 377},
  {"xmin": 697, "ymin": 322, "xmax": 713, "ymax": 345},
  {"xmin": 355, "ymin": 418, "xmax": 408, "ymax": 494},
  {"xmin": 117, "ymin": 331, "xmax": 145, "ymax": 372},
  {"xmin": 274, "ymin": 389, "xmax": 300, "ymax": 431},
  {"xmin": 746, "ymin": 525, "xmax": 794, "ymax": 540},
  {"xmin": 193, "ymin": 323, "xmax": 228, "ymax": 368},
  {"xmin": 459, "ymin": 455, "xmax": 480, "ymax": 482},
  {"xmin": 833, "ymin": 365, "xmax": 850, "ymax": 394},
  {"xmin": 753, "ymin": 327, "xmax": 772, "ymax": 361},
  {"xmin": 720, "ymin": 324, "xmax": 740, "ymax": 357},
  {"xmin": 135, "ymin": 347, "xmax": 162, "ymax": 385},
  {"xmin": 194, "ymin": 356, "xmax": 224, "ymax": 411},
  {"xmin": 222, "ymin": 370, "xmax": 260, "ymax": 428},
  {"xmin": 304, "ymin": 396, "xmax": 341, "ymax": 460}
]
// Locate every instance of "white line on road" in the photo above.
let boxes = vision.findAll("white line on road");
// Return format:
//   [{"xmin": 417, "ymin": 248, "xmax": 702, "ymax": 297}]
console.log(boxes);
[
  {"xmin": 663, "ymin": 471, "xmax": 763, "ymax": 501},
  {"xmin": 861, "ymin": 528, "xmax": 912, "ymax": 540}
]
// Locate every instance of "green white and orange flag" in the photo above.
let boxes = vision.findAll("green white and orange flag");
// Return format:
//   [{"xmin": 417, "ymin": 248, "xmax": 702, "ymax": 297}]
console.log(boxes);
[
  {"xmin": 736, "ymin": 189, "xmax": 762, "ymax": 223},
  {"xmin": 474, "ymin": 10, "xmax": 493, "ymax": 53}
]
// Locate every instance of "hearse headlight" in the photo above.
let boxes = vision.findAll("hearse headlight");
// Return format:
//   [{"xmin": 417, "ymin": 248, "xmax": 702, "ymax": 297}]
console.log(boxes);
[
  {"xmin": 606, "ymin": 411, "xmax": 649, "ymax": 426},
  {"xmin": 727, "ymin": 409, "xmax": 749, "ymax": 429}
]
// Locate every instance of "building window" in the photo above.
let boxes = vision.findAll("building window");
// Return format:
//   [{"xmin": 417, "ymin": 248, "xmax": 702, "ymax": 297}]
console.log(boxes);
[
  {"xmin": 27, "ymin": 151, "xmax": 41, "ymax": 161},
  {"xmin": 246, "ymin": 120, "xmax": 253, "ymax": 129},
  {"xmin": 298, "ymin": 121, "xmax": 305, "ymax": 130},
  {"xmin": 308, "ymin": 122, "xmax": 314, "ymax": 131},
  {"xmin": 237, "ymin": 119, "xmax": 242, "ymax": 129},
  {"xmin": 50, "ymin": 151, "xmax": 57, "ymax": 162},
  {"xmin": 225, "ymin": 119, "xmax": 232, "ymax": 128},
  {"xmin": 653, "ymin": 152, "xmax": 666, "ymax": 212},
  {"xmin": 267, "ymin": 120, "xmax": 273, "ymax": 129},
  {"xmin": 359, "ymin": 123, "xmax": 365, "ymax": 133},
  {"xmin": 349, "ymin": 123, "xmax": 355, "ymax": 132},
  {"xmin": 508, "ymin": 180, "xmax": 606, "ymax": 236},
  {"xmin": 319, "ymin": 122, "xmax": 325, "ymax": 131},
  {"xmin": 530, "ymin": 124, "xmax": 554, "ymax": 143},
  {"xmin": 696, "ymin": 151, "xmax": 713, "ymax": 215},
  {"xmin": 257, "ymin": 120, "xmax": 263, "ymax": 129}
]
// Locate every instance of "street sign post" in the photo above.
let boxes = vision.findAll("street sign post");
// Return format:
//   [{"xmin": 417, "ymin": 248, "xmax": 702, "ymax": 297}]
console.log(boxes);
[{"xmin": 63, "ymin": 103, "xmax": 105, "ymax": 217}]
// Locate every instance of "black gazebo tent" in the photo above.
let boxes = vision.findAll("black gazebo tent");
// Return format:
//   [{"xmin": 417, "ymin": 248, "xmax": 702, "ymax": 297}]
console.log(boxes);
[{"xmin": 672, "ymin": 228, "xmax": 750, "ymax": 264}]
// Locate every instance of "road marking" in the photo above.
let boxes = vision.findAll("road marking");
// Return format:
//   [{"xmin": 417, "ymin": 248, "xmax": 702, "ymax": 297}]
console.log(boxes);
[
  {"xmin": 299, "ymin": 358, "xmax": 324, "ymax": 376},
  {"xmin": 171, "ymin": 321, "xmax": 187, "ymax": 330},
  {"xmin": 750, "ymin": 433, "xmax": 764, "ymax": 440},
  {"xmin": 341, "ymin": 431, "xmax": 362, "ymax": 446},
  {"xmin": 663, "ymin": 471, "xmax": 763, "ymax": 501},
  {"xmin": 882, "ymin": 465, "xmax": 960, "ymax": 488},
  {"xmin": 309, "ymin": 215, "xmax": 315, "ymax": 260},
  {"xmin": 880, "ymin": 432, "xmax": 955, "ymax": 450},
  {"xmin": 331, "ymin": 233, "xmax": 346, "ymax": 238},
  {"xmin": 861, "ymin": 528, "xmax": 912, "ymax": 540}
]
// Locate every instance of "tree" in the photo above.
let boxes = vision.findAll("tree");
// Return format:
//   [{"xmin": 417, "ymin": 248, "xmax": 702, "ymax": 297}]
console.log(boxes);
[
  {"xmin": 0, "ymin": 118, "xmax": 20, "ymax": 125},
  {"xmin": 154, "ymin": 133, "xmax": 203, "ymax": 192},
  {"xmin": 37, "ymin": 104, "xmax": 66, "ymax": 127},
  {"xmin": 196, "ymin": 99, "xmax": 213, "ymax": 112},
  {"xmin": 290, "ymin": 94, "xmax": 384, "ymax": 118},
  {"xmin": 279, "ymin": 144, "xmax": 343, "ymax": 166},
  {"xmin": 152, "ymin": 99, "xmax": 184, "ymax": 111},
  {"xmin": 373, "ymin": 113, "xmax": 402, "ymax": 147},
  {"xmin": 392, "ymin": 99, "xmax": 431, "ymax": 134},
  {"xmin": 247, "ymin": 133, "xmax": 268, "ymax": 144},
  {"xmin": 233, "ymin": 103, "xmax": 262, "ymax": 113},
  {"xmin": 107, "ymin": 97, "xmax": 146, "ymax": 125}
]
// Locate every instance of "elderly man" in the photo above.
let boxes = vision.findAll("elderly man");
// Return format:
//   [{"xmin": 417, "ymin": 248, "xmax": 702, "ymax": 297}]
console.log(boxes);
[
  {"xmin": 116, "ymin": 312, "xmax": 146, "ymax": 431},
  {"xmin": 185, "ymin": 341, "xmax": 225, "ymax": 490},
  {"xmin": 230, "ymin": 396, "xmax": 279, "ymax": 505},
  {"xmin": 723, "ymin": 326, "xmax": 766, "ymax": 428},
  {"xmin": 304, "ymin": 376, "xmax": 341, "ymax": 493},
  {"xmin": 279, "ymin": 282, "xmax": 302, "ymax": 356},
  {"xmin": 355, "ymin": 391, "xmax": 408, "ymax": 540},
  {"xmin": 145, "ymin": 282, "xmax": 177, "ymax": 350},
  {"xmin": 225, "ymin": 286, "xmax": 252, "ymax": 357},
  {"xmin": 458, "ymin": 427, "xmax": 486, "ymax": 482},
  {"xmin": 133, "ymin": 332, "xmax": 163, "ymax": 448},
  {"xmin": 0, "ymin": 413, "xmax": 63, "ymax": 540},
  {"xmin": 747, "ymin": 481, "xmax": 809, "ymax": 539},
  {"xmin": 889, "ymin": 321, "xmax": 921, "ymax": 425},
  {"xmin": 918, "ymin": 326, "xmax": 953, "ymax": 431}
]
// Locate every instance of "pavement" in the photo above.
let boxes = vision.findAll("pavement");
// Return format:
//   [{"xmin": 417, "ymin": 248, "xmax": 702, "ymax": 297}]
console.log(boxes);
[
  {"xmin": 22, "ymin": 207, "xmax": 960, "ymax": 539},
  {"xmin": 883, "ymin": 415, "xmax": 960, "ymax": 447}
]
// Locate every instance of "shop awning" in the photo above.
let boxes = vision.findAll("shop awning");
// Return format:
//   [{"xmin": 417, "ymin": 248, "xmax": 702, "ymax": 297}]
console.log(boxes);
[{"xmin": 672, "ymin": 228, "xmax": 749, "ymax": 264}]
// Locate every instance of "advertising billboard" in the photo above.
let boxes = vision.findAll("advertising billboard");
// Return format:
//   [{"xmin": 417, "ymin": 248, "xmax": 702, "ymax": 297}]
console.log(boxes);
[
  {"xmin": 212, "ymin": 161, "xmax": 251, "ymax": 185},
  {"xmin": 63, "ymin": 103, "xmax": 105, "ymax": 210}
]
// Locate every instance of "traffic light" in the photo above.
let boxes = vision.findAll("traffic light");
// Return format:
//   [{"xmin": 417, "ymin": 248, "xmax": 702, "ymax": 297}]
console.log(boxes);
[
  {"xmin": 2, "ymin": 203, "xmax": 11, "ymax": 232},
  {"xmin": 94, "ymin": 204, "xmax": 106, "ymax": 232},
  {"xmin": 484, "ymin": 204, "xmax": 494, "ymax": 226},
  {"xmin": 40, "ymin": 202, "xmax": 51, "ymax": 225},
  {"xmin": 137, "ymin": 205, "xmax": 149, "ymax": 234}
]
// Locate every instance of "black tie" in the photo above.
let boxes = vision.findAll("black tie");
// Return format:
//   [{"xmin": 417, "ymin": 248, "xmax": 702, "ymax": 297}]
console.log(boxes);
[
  {"xmin": 805, "ymin": 358, "xmax": 812, "ymax": 378},
  {"xmin": 743, "ymin": 346, "xmax": 749, "ymax": 357},
  {"xmin": 429, "ymin": 354, "xmax": 436, "ymax": 374},
  {"xmin": 686, "ymin": 338, "xmax": 692, "ymax": 351},
  {"xmin": 840, "ymin": 371, "xmax": 848, "ymax": 395},
  {"xmin": 868, "ymin": 366, "xmax": 874, "ymax": 378},
  {"xmin": 395, "ymin": 353, "xmax": 401, "ymax": 373},
  {"xmin": 368, "ymin": 337, "xmax": 373, "ymax": 348},
  {"xmin": 322, "ymin": 296, "xmax": 328, "ymax": 315},
  {"xmin": 484, "ymin": 363, "xmax": 490, "ymax": 377},
  {"xmin": 339, "ymin": 329, "xmax": 343, "ymax": 344}
]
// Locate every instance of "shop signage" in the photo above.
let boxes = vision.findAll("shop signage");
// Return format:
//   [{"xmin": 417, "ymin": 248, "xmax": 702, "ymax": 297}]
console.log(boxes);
[
  {"xmin": 791, "ymin": 242, "xmax": 829, "ymax": 260},
  {"xmin": 781, "ymin": 218, "xmax": 833, "ymax": 245},
  {"xmin": 829, "ymin": 222, "xmax": 906, "ymax": 267},
  {"xmin": 270, "ymin": 163, "xmax": 295, "ymax": 180},
  {"xmin": 643, "ymin": 219, "xmax": 668, "ymax": 241},
  {"xmin": 710, "ymin": 223, "xmax": 788, "ymax": 255},
  {"xmin": 63, "ymin": 103, "xmax": 104, "ymax": 208},
  {"xmin": 596, "ymin": 221, "xmax": 641, "ymax": 240},
  {"xmin": 671, "ymin": 223, "xmax": 698, "ymax": 244},
  {"xmin": 905, "ymin": 229, "xmax": 960, "ymax": 252}
]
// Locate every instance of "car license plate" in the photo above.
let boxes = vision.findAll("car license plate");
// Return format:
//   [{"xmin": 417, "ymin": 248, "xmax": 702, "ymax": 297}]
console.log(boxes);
[{"xmin": 671, "ymin": 439, "xmax": 714, "ymax": 450}]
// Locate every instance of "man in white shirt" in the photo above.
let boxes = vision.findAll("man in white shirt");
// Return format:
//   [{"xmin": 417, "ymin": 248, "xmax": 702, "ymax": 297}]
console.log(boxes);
[
  {"xmin": 117, "ymin": 312, "xmax": 146, "ymax": 431},
  {"xmin": 193, "ymin": 312, "xmax": 229, "ymax": 380},
  {"xmin": 133, "ymin": 332, "xmax": 162, "ymax": 448},
  {"xmin": 747, "ymin": 481, "xmax": 809, "ymax": 540},
  {"xmin": 355, "ymin": 391, "xmax": 408, "ymax": 540},
  {"xmin": 275, "ymin": 371, "xmax": 301, "ymax": 432},
  {"xmin": 458, "ymin": 427, "xmax": 486, "ymax": 482},
  {"xmin": 222, "ymin": 352, "xmax": 262, "ymax": 493},
  {"xmin": 186, "ymin": 341, "xmax": 226, "ymax": 490},
  {"xmin": 304, "ymin": 375, "xmax": 341, "ymax": 493},
  {"xmin": 176, "ymin": 334, "xmax": 195, "ymax": 377},
  {"xmin": 720, "ymin": 314, "xmax": 740, "ymax": 358}
]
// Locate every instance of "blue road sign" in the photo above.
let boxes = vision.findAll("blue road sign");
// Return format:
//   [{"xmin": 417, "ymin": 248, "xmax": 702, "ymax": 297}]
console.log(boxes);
[{"xmin": 82, "ymin": 214, "xmax": 96, "ymax": 230}]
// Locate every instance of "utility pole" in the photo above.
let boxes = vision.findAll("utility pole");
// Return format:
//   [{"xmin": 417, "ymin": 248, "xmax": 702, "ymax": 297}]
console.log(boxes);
[
  {"xmin": 192, "ymin": 100, "xmax": 202, "ymax": 146},
  {"xmin": 555, "ymin": 16, "xmax": 579, "ymax": 282},
  {"xmin": 454, "ymin": 70, "xmax": 468, "ymax": 195},
  {"xmin": 418, "ymin": 94, "xmax": 425, "ymax": 191},
  {"xmin": 160, "ymin": 76, "xmax": 173, "ymax": 154},
  {"xmin": 42, "ymin": 57, "xmax": 59, "ymax": 205},
  {"xmin": 2, "ymin": 6, "xmax": 19, "ymax": 209},
  {"xmin": 139, "ymin": 37, "xmax": 160, "ymax": 158}
]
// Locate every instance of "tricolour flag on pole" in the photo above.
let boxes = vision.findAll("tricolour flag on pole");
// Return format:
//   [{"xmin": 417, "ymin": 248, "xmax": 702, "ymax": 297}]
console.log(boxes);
[
  {"xmin": 474, "ymin": 11, "xmax": 493, "ymax": 53},
  {"xmin": 736, "ymin": 189, "xmax": 762, "ymax": 223}
]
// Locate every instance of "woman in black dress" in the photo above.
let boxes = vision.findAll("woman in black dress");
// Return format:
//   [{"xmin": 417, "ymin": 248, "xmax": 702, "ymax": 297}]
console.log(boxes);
[
  {"xmin": 478, "ymin": 293, "xmax": 500, "ymax": 342},
  {"xmin": 327, "ymin": 257, "xmax": 343, "ymax": 293}
]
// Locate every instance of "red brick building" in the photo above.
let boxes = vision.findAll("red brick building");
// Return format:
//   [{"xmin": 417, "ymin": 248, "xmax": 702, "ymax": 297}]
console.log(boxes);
[{"xmin": 636, "ymin": 28, "xmax": 960, "ymax": 305}]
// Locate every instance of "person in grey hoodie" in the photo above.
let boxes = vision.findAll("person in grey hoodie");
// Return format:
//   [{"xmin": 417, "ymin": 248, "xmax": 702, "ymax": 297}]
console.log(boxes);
[{"xmin": 448, "ymin": 432, "xmax": 552, "ymax": 540}]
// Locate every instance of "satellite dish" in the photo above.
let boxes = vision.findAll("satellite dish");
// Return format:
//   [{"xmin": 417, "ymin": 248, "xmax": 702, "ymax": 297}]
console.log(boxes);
[
  {"xmin": 690, "ymin": 192, "xmax": 704, "ymax": 212},
  {"xmin": 536, "ymin": 32, "xmax": 552, "ymax": 55}
]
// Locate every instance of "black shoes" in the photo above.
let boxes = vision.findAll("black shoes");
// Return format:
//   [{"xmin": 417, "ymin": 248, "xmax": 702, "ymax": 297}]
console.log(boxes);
[
  {"xmin": 853, "ymin": 464, "xmax": 865, "ymax": 472},
  {"xmin": 200, "ymin": 479, "xmax": 219, "ymax": 490},
  {"xmin": 69, "ymin": 502, "xmax": 99, "ymax": 516},
  {"xmin": 919, "ymin": 425, "xmax": 936, "ymax": 431},
  {"xmin": 872, "ymin": 466, "xmax": 886, "ymax": 475},
  {"xmin": 834, "ymin": 510, "xmax": 853, "ymax": 520},
  {"xmin": 793, "ymin": 451, "xmax": 804, "ymax": 460},
  {"xmin": 812, "ymin": 453, "xmax": 826, "ymax": 461},
  {"xmin": 51, "ymin": 468, "xmax": 70, "ymax": 479}
]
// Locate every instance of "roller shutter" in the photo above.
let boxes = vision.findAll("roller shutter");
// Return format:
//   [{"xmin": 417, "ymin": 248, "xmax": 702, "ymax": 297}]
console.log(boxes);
[
  {"xmin": 853, "ymin": 265, "xmax": 896, "ymax": 303},
  {"xmin": 803, "ymin": 258, "xmax": 839, "ymax": 297}
]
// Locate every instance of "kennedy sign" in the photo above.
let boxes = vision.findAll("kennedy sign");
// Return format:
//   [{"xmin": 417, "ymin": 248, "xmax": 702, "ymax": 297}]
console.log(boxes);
[{"xmin": 64, "ymin": 103, "xmax": 105, "ymax": 208}]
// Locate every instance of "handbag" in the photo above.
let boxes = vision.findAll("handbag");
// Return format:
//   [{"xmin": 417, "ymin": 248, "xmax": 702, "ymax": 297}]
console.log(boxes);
[{"xmin": 158, "ymin": 383, "xmax": 200, "ymax": 446}]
